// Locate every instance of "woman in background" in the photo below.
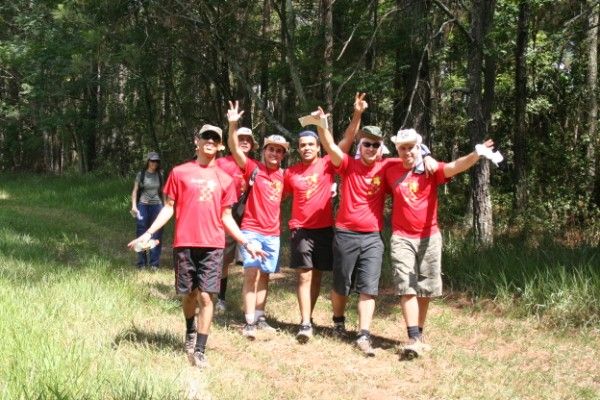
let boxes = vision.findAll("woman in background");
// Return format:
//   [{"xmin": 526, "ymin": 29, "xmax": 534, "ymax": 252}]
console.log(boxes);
[{"xmin": 131, "ymin": 151, "xmax": 164, "ymax": 270}]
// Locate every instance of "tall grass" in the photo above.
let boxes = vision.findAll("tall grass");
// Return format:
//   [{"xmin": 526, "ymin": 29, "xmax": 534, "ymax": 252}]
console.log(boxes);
[
  {"xmin": 443, "ymin": 234, "xmax": 600, "ymax": 329},
  {"xmin": 0, "ymin": 173, "xmax": 181, "ymax": 399}
]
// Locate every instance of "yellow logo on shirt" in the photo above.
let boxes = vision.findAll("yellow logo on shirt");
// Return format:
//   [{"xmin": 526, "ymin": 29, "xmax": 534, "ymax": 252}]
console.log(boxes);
[
  {"xmin": 303, "ymin": 173, "xmax": 319, "ymax": 199},
  {"xmin": 269, "ymin": 180, "xmax": 283, "ymax": 201},
  {"xmin": 365, "ymin": 175, "xmax": 382, "ymax": 196}
]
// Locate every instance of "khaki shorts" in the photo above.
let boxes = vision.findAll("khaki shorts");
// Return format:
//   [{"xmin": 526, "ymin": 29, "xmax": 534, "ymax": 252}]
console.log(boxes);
[{"xmin": 390, "ymin": 232, "xmax": 442, "ymax": 297}]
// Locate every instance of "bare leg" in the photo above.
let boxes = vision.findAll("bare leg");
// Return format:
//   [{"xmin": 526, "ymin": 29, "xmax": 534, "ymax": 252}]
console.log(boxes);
[
  {"xmin": 197, "ymin": 291, "xmax": 214, "ymax": 334},
  {"xmin": 400, "ymin": 294, "xmax": 419, "ymax": 329},
  {"xmin": 357, "ymin": 293, "xmax": 375, "ymax": 331},
  {"xmin": 310, "ymin": 270, "xmax": 323, "ymax": 316},
  {"xmin": 182, "ymin": 289, "xmax": 198, "ymax": 320},
  {"xmin": 242, "ymin": 268, "xmax": 260, "ymax": 320},
  {"xmin": 331, "ymin": 289, "xmax": 348, "ymax": 318},
  {"xmin": 417, "ymin": 296, "xmax": 431, "ymax": 329},
  {"xmin": 255, "ymin": 271, "xmax": 270, "ymax": 312},
  {"xmin": 297, "ymin": 269, "xmax": 313, "ymax": 324}
]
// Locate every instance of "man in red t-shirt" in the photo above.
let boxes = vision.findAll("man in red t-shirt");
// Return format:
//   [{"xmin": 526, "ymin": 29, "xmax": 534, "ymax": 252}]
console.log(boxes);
[
  {"xmin": 227, "ymin": 101, "xmax": 290, "ymax": 339},
  {"xmin": 128, "ymin": 124, "xmax": 264, "ymax": 369},
  {"xmin": 385, "ymin": 128, "xmax": 496, "ymax": 360},
  {"xmin": 314, "ymin": 106, "xmax": 437, "ymax": 357},
  {"xmin": 283, "ymin": 93, "xmax": 367, "ymax": 343},
  {"xmin": 215, "ymin": 126, "xmax": 257, "ymax": 313}
]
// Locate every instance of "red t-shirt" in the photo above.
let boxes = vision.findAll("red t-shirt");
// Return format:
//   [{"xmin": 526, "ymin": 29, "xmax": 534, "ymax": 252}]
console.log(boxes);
[
  {"xmin": 216, "ymin": 155, "xmax": 247, "ymax": 200},
  {"xmin": 335, "ymin": 154, "xmax": 401, "ymax": 232},
  {"xmin": 240, "ymin": 158, "xmax": 284, "ymax": 236},
  {"xmin": 384, "ymin": 162, "xmax": 450, "ymax": 238},
  {"xmin": 284, "ymin": 156, "xmax": 335, "ymax": 230},
  {"xmin": 163, "ymin": 161, "xmax": 236, "ymax": 248}
]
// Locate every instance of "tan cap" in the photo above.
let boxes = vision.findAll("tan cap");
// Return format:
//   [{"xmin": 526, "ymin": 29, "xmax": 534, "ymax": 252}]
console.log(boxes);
[
  {"xmin": 236, "ymin": 127, "xmax": 258, "ymax": 150},
  {"xmin": 391, "ymin": 128, "xmax": 422, "ymax": 145},
  {"xmin": 197, "ymin": 124, "xmax": 223, "ymax": 139},
  {"xmin": 263, "ymin": 134, "xmax": 290, "ymax": 152}
]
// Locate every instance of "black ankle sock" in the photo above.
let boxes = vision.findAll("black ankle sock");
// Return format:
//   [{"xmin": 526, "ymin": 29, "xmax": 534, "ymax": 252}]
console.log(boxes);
[
  {"xmin": 185, "ymin": 317, "xmax": 196, "ymax": 334},
  {"xmin": 218, "ymin": 277, "xmax": 228, "ymax": 300},
  {"xmin": 358, "ymin": 329, "xmax": 370, "ymax": 339},
  {"xmin": 419, "ymin": 326, "xmax": 423, "ymax": 334},
  {"xmin": 333, "ymin": 315, "xmax": 345, "ymax": 324},
  {"xmin": 407, "ymin": 326, "xmax": 420, "ymax": 339},
  {"xmin": 195, "ymin": 333, "xmax": 208, "ymax": 354}
]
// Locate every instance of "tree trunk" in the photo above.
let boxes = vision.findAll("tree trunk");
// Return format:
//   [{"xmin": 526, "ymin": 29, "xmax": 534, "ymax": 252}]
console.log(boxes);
[
  {"xmin": 394, "ymin": 0, "xmax": 430, "ymax": 136},
  {"xmin": 467, "ymin": 0, "xmax": 496, "ymax": 245},
  {"xmin": 321, "ymin": 0, "xmax": 334, "ymax": 138},
  {"xmin": 586, "ymin": 0, "xmax": 599, "ymax": 205},
  {"xmin": 514, "ymin": 0, "xmax": 529, "ymax": 212}
]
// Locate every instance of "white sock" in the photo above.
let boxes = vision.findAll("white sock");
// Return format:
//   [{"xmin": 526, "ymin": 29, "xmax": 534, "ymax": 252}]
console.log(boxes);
[
  {"xmin": 254, "ymin": 310, "xmax": 265, "ymax": 322},
  {"xmin": 245, "ymin": 313, "xmax": 255, "ymax": 324}
]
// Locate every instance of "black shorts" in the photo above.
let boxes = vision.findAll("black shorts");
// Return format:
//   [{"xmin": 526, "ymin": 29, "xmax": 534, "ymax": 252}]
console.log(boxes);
[
  {"xmin": 332, "ymin": 229, "xmax": 383, "ymax": 296},
  {"xmin": 173, "ymin": 247, "xmax": 223, "ymax": 295},
  {"xmin": 290, "ymin": 227, "xmax": 334, "ymax": 271}
]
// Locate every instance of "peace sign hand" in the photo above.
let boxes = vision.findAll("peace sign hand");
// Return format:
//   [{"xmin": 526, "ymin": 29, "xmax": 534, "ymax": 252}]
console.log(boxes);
[
  {"xmin": 354, "ymin": 92, "xmax": 368, "ymax": 114},
  {"xmin": 227, "ymin": 100, "xmax": 245, "ymax": 122}
]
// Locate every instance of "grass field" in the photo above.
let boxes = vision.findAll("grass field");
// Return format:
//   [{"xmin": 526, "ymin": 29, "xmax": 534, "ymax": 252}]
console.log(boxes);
[{"xmin": 0, "ymin": 173, "xmax": 598, "ymax": 399}]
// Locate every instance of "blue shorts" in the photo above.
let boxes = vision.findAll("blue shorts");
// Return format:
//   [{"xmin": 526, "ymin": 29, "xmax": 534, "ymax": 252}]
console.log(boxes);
[{"xmin": 239, "ymin": 230, "xmax": 280, "ymax": 274}]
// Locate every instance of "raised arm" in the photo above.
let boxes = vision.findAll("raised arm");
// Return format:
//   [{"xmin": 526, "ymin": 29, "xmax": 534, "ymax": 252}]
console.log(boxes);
[
  {"xmin": 443, "ymin": 139, "xmax": 495, "ymax": 178},
  {"xmin": 227, "ymin": 100, "xmax": 247, "ymax": 170},
  {"xmin": 314, "ymin": 107, "xmax": 344, "ymax": 167},
  {"xmin": 338, "ymin": 92, "xmax": 368, "ymax": 154}
]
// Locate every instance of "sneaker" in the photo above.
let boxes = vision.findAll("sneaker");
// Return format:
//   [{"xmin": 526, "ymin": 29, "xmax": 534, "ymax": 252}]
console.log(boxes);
[
  {"xmin": 296, "ymin": 324, "xmax": 313, "ymax": 344},
  {"xmin": 188, "ymin": 351, "xmax": 208, "ymax": 369},
  {"xmin": 215, "ymin": 299, "xmax": 227, "ymax": 313},
  {"xmin": 355, "ymin": 335, "xmax": 376, "ymax": 357},
  {"xmin": 256, "ymin": 316, "xmax": 277, "ymax": 332},
  {"xmin": 184, "ymin": 332, "xmax": 197, "ymax": 354},
  {"xmin": 401, "ymin": 337, "xmax": 431, "ymax": 360},
  {"xmin": 332, "ymin": 322, "xmax": 347, "ymax": 338},
  {"xmin": 150, "ymin": 265, "xmax": 159, "ymax": 273},
  {"xmin": 242, "ymin": 323, "xmax": 257, "ymax": 340}
]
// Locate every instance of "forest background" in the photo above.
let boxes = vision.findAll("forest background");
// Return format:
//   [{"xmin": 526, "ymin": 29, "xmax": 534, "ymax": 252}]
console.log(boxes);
[{"xmin": 2, "ymin": 0, "xmax": 600, "ymax": 244}]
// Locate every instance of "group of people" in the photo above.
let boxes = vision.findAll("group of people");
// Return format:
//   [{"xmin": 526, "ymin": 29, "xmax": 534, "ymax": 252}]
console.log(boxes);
[{"xmin": 128, "ymin": 93, "xmax": 496, "ymax": 368}]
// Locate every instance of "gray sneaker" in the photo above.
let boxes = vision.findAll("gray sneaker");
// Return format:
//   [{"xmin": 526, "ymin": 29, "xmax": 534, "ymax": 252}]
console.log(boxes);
[
  {"xmin": 355, "ymin": 335, "xmax": 376, "ymax": 357},
  {"xmin": 215, "ymin": 299, "xmax": 227, "ymax": 313},
  {"xmin": 401, "ymin": 337, "xmax": 431, "ymax": 360},
  {"xmin": 256, "ymin": 316, "xmax": 277, "ymax": 332},
  {"xmin": 188, "ymin": 351, "xmax": 208, "ymax": 369},
  {"xmin": 242, "ymin": 323, "xmax": 257, "ymax": 340},
  {"xmin": 296, "ymin": 324, "xmax": 313, "ymax": 344},
  {"xmin": 184, "ymin": 332, "xmax": 196, "ymax": 354}
]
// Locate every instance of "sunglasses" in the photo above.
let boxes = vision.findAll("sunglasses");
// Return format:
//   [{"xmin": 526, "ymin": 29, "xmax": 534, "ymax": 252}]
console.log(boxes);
[
  {"xmin": 149, "ymin": 159, "xmax": 160, "ymax": 163},
  {"xmin": 362, "ymin": 141, "xmax": 381, "ymax": 149},
  {"xmin": 201, "ymin": 131, "xmax": 221, "ymax": 142}
]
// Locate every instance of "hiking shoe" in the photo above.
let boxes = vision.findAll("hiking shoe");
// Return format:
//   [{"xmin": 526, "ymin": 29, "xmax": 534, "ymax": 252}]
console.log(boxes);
[
  {"xmin": 296, "ymin": 324, "xmax": 313, "ymax": 344},
  {"xmin": 188, "ymin": 351, "xmax": 208, "ymax": 369},
  {"xmin": 184, "ymin": 332, "xmax": 197, "ymax": 354},
  {"xmin": 242, "ymin": 323, "xmax": 257, "ymax": 340},
  {"xmin": 215, "ymin": 299, "xmax": 227, "ymax": 313},
  {"xmin": 332, "ymin": 322, "xmax": 347, "ymax": 339},
  {"xmin": 355, "ymin": 335, "xmax": 376, "ymax": 357},
  {"xmin": 256, "ymin": 316, "xmax": 277, "ymax": 332},
  {"xmin": 401, "ymin": 337, "xmax": 431, "ymax": 360}
]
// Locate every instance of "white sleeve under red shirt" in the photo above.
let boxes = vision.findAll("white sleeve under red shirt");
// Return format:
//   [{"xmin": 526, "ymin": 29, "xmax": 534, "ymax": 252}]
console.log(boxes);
[
  {"xmin": 240, "ymin": 158, "xmax": 284, "ymax": 236},
  {"xmin": 334, "ymin": 154, "xmax": 401, "ymax": 233},
  {"xmin": 216, "ymin": 155, "xmax": 247, "ymax": 200},
  {"xmin": 163, "ymin": 161, "xmax": 236, "ymax": 248},
  {"xmin": 284, "ymin": 156, "xmax": 335, "ymax": 230},
  {"xmin": 384, "ymin": 161, "xmax": 450, "ymax": 238}
]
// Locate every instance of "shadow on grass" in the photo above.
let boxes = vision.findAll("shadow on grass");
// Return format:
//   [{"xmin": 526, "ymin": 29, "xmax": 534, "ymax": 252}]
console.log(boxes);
[{"xmin": 113, "ymin": 325, "xmax": 182, "ymax": 351}]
